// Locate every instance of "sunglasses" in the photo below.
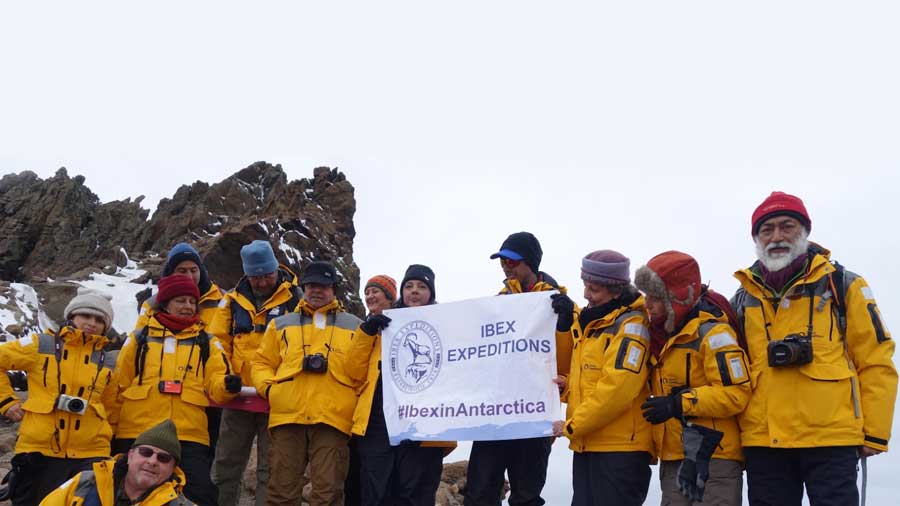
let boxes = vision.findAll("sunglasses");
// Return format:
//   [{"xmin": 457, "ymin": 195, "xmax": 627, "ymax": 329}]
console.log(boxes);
[
  {"xmin": 500, "ymin": 257, "xmax": 522, "ymax": 268},
  {"xmin": 135, "ymin": 446, "xmax": 174, "ymax": 463}
]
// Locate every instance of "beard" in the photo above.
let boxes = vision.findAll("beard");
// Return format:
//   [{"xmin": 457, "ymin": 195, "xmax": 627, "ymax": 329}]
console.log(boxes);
[{"xmin": 755, "ymin": 229, "xmax": 809, "ymax": 272}]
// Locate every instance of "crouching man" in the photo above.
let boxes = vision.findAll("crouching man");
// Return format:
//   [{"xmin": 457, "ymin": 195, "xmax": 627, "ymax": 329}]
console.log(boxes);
[{"xmin": 40, "ymin": 420, "xmax": 194, "ymax": 506}]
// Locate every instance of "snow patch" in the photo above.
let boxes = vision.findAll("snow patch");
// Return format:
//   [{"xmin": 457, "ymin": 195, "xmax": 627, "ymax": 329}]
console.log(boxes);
[{"xmin": 75, "ymin": 263, "xmax": 151, "ymax": 332}]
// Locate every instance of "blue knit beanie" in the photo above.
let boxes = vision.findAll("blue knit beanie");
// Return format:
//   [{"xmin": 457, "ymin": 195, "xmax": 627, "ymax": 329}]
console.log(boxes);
[
  {"xmin": 163, "ymin": 242, "xmax": 211, "ymax": 293},
  {"xmin": 241, "ymin": 240, "xmax": 278, "ymax": 276}
]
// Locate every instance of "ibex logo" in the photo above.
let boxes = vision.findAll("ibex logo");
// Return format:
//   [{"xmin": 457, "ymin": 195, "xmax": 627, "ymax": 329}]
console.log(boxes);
[{"xmin": 389, "ymin": 320, "xmax": 442, "ymax": 393}]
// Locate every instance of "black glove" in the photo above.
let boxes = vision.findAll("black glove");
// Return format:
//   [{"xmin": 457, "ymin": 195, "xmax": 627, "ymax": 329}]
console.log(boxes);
[
  {"xmin": 677, "ymin": 423, "xmax": 724, "ymax": 502},
  {"xmin": 640, "ymin": 392, "xmax": 683, "ymax": 424},
  {"xmin": 224, "ymin": 374, "xmax": 242, "ymax": 394},
  {"xmin": 360, "ymin": 314, "xmax": 391, "ymax": 336},
  {"xmin": 550, "ymin": 293, "xmax": 575, "ymax": 331}
]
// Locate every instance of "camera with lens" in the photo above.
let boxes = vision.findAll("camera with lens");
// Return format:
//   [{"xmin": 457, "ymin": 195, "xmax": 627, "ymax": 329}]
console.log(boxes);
[
  {"xmin": 767, "ymin": 333, "xmax": 813, "ymax": 367},
  {"xmin": 302, "ymin": 353, "xmax": 328, "ymax": 374},
  {"xmin": 56, "ymin": 394, "xmax": 87, "ymax": 415}
]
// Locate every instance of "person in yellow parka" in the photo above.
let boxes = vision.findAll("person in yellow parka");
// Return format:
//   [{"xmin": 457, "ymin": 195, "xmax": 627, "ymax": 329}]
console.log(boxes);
[
  {"xmin": 0, "ymin": 288, "xmax": 119, "ymax": 506},
  {"xmin": 134, "ymin": 242, "xmax": 227, "ymax": 460},
  {"xmin": 207, "ymin": 240, "xmax": 302, "ymax": 506},
  {"xmin": 350, "ymin": 265, "xmax": 456, "ymax": 506},
  {"xmin": 732, "ymin": 192, "xmax": 897, "ymax": 506},
  {"xmin": 40, "ymin": 420, "xmax": 195, "ymax": 506},
  {"xmin": 635, "ymin": 251, "xmax": 751, "ymax": 506},
  {"xmin": 251, "ymin": 261, "xmax": 369, "ymax": 506},
  {"xmin": 344, "ymin": 274, "xmax": 397, "ymax": 506},
  {"xmin": 114, "ymin": 275, "xmax": 235, "ymax": 506},
  {"xmin": 551, "ymin": 250, "xmax": 653, "ymax": 506}
]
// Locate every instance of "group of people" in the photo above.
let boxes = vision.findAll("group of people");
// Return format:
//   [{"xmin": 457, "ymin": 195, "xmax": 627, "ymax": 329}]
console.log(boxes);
[{"xmin": 0, "ymin": 190, "xmax": 894, "ymax": 506}]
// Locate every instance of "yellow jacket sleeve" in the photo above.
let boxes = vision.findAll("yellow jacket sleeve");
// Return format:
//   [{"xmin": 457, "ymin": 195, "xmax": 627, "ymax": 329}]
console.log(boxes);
[
  {"xmin": 843, "ymin": 275, "xmax": 897, "ymax": 451},
  {"xmin": 101, "ymin": 362, "xmax": 121, "ymax": 433},
  {"xmin": 0, "ymin": 334, "xmax": 41, "ymax": 414},
  {"xmin": 555, "ymin": 329, "xmax": 574, "ymax": 403},
  {"xmin": 565, "ymin": 315, "xmax": 649, "ymax": 438},
  {"xmin": 682, "ymin": 322, "xmax": 752, "ymax": 418},
  {"xmin": 205, "ymin": 337, "xmax": 238, "ymax": 404},
  {"xmin": 250, "ymin": 320, "xmax": 281, "ymax": 398},
  {"xmin": 345, "ymin": 327, "xmax": 378, "ymax": 386},
  {"xmin": 111, "ymin": 333, "xmax": 139, "ymax": 431}
]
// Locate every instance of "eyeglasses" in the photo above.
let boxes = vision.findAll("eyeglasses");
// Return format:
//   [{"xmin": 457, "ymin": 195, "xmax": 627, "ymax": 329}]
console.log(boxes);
[
  {"xmin": 500, "ymin": 257, "xmax": 522, "ymax": 268},
  {"xmin": 135, "ymin": 446, "xmax": 174, "ymax": 463}
]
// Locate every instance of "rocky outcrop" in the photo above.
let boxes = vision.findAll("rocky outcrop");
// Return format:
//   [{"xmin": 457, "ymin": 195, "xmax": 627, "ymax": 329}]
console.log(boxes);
[
  {"xmin": 0, "ymin": 169, "xmax": 148, "ymax": 282},
  {"xmin": 0, "ymin": 163, "xmax": 363, "ymax": 318}
]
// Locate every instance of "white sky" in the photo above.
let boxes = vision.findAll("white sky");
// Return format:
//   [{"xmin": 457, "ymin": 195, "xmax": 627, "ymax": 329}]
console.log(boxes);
[{"xmin": 2, "ymin": 2, "xmax": 899, "ymax": 501}]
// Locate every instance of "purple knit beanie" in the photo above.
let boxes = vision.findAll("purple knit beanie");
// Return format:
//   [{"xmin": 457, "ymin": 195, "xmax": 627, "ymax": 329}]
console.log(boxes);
[{"xmin": 581, "ymin": 250, "xmax": 631, "ymax": 285}]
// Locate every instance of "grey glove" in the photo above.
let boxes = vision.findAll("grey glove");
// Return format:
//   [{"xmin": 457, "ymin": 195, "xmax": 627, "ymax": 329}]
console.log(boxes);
[{"xmin": 677, "ymin": 423, "xmax": 724, "ymax": 502}]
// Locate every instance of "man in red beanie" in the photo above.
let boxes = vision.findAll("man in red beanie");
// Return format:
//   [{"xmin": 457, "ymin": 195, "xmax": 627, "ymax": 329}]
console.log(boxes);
[{"xmin": 732, "ymin": 191, "xmax": 897, "ymax": 506}]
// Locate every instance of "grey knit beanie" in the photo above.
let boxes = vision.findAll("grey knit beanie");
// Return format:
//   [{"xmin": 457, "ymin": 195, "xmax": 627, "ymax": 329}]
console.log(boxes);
[
  {"xmin": 64, "ymin": 288, "xmax": 114, "ymax": 334},
  {"xmin": 581, "ymin": 250, "xmax": 630, "ymax": 285}
]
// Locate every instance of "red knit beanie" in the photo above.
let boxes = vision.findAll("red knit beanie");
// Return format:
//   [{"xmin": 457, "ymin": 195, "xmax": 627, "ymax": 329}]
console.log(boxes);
[
  {"xmin": 156, "ymin": 275, "xmax": 200, "ymax": 306},
  {"xmin": 751, "ymin": 191, "xmax": 811, "ymax": 237},
  {"xmin": 365, "ymin": 275, "xmax": 397, "ymax": 302},
  {"xmin": 634, "ymin": 251, "xmax": 702, "ymax": 333}
]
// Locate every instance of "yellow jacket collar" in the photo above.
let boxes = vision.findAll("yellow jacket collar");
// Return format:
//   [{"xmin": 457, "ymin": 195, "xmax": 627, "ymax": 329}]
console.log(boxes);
[{"xmin": 297, "ymin": 298, "xmax": 340, "ymax": 315}]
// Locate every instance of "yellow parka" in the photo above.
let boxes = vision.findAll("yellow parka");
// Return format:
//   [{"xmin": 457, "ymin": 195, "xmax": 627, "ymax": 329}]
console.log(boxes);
[
  {"xmin": 136, "ymin": 283, "xmax": 225, "ymax": 330},
  {"xmin": 733, "ymin": 248, "xmax": 897, "ymax": 451},
  {"xmin": 39, "ymin": 455, "xmax": 193, "ymax": 506},
  {"xmin": 499, "ymin": 272, "xmax": 573, "ymax": 377},
  {"xmin": 207, "ymin": 266, "xmax": 301, "ymax": 386},
  {"xmin": 0, "ymin": 327, "xmax": 118, "ymax": 458},
  {"xmin": 649, "ymin": 310, "xmax": 752, "ymax": 461},
  {"xmin": 562, "ymin": 294, "xmax": 653, "ymax": 454},
  {"xmin": 114, "ymin": 317, "xmax": 234, "ymax": 445},
  {"xmin": 251, "ymin": 299, "xmax": 367, "ymax": 435}
]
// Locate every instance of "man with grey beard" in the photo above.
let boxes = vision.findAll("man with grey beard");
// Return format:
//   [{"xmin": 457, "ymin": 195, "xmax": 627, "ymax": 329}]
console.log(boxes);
[{"xmin": 731, "ymin": 191, "xmax": 897, "ymax": 506}]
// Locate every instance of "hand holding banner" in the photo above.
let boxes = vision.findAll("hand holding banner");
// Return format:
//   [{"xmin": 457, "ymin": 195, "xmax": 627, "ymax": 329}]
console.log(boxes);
[{"xmin": 381, "ymin": 291, "xmax": 561, "ymax": 444}]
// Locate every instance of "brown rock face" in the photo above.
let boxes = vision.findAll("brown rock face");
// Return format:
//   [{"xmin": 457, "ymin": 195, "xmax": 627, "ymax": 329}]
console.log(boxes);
[
  {"xmin": 0, "ymin": 163, "xmax": 363, "ymax": 318},
  {"xmin": 0, "ymin": 168, "xmax": 148, "ymax": 282}
]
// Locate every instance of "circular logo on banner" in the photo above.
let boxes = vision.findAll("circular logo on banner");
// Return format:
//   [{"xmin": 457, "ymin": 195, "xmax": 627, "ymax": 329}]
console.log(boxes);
[{"xmin": 389, "ymin": 320, "xmax": 443, "ymax": 393}]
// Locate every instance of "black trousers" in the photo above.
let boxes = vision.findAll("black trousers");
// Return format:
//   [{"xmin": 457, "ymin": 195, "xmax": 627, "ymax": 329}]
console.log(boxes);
[
  {"xmin": 571, "ymin": 451, "xmax": 651, "ymax": 506},
  {"xmin": 10, "ymin": 453, "xmax": 102, "ymax": 506},
  {"xmin": 463, "ymin": 437, "xmax": 553, "ymax": 506},
  {"xmin": 113, "ymin": 438, "xmax": 219, "ymax": 506},
  {"xmin": 745, "ymin": 446, "xmax": 859, "ymax": 506},
  {"xmin": 345, "ymin": 436, "xmax": 361, "ymax": 506},
  {"xmin": 356, "ymin": 384, "xmax": 443, "ymax": 506}
]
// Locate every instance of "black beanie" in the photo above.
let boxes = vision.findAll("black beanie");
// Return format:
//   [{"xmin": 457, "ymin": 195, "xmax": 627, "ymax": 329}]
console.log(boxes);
[
  {"xmin": 398, "ymin": 264, "xmax": 436, "ymax": 306},
  {"xmin": 489, "ymin": 232, "xmax": 543, "ymax": 274}
]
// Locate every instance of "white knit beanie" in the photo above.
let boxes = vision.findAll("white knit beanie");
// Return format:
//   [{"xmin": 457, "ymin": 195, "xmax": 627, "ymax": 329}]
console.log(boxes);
[{"xmin": 64, "ymin": 288, "xmax": 114, "ymax": 334}]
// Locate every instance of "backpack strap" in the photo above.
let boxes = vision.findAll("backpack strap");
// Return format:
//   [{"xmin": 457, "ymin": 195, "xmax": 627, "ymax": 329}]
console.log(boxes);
[
  {"xmin": 828, "ymin": 260, "xmax": 848, "ymax": 337},
  {"xmin": 134, "ymin": 326, "xmax": 149, "ymax": 385},
  {"xmin": 72, "ymin": 470, "xmax": 101, "ymax": 506}
]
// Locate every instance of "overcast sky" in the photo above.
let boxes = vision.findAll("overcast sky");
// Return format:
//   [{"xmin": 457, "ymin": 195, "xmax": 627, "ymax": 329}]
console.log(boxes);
[{"xmin": 2, "ymin": 2, "xmax": 899, "ymax": 498}]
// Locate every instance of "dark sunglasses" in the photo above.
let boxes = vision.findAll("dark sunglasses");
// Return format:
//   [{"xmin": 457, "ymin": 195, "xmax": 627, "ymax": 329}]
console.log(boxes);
[
  {"xmin": 500, "ymin": 257, "xmax": 522, "ymax": 268},
  {"xmin": 135, "ymin": 446, "xmax": 174, "ymax": 463}
]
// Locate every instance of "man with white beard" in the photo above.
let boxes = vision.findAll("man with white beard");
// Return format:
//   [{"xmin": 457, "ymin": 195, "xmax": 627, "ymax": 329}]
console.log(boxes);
[{"xmin": 731, "ymin": 191, "xmax": 898, "ymax": 506}]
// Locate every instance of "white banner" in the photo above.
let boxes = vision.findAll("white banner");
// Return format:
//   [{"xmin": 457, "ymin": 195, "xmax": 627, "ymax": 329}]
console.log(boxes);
[{"xmin": 381, "ymin": 291, "xmax": 561, "ymax": 444}]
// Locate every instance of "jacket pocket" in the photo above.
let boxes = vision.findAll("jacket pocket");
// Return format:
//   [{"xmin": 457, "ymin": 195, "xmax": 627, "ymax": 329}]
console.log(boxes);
[
  {"xmin": 122, "ymin": 383, "xmax": 154, "ymax": 401},
  {"xmin": 181, "ymin": 385, "xmax": 210, "ymax": 407},
  {"xmin": 22, "ymin": 396, "xmax": 55, "ymax": 414},
  {"xmin": 796, "ymin": 363, "xmax": 855, "ymax": 427}
]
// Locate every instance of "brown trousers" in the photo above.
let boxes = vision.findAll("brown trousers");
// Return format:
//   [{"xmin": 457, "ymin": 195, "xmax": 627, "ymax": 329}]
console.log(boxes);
[
  {"xmin": 659, "ymin": 459, "xmax": 743, "ymax": 506},
  {"xmin": 266, "ymin": 423, "xmax": 350, "ymax": 506}
]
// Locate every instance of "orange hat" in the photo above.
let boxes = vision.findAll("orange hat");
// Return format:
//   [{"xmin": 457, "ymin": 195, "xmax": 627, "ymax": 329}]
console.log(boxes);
[{"xmin": 365, "ymin": 275, "xmax": 397, "ymax": 302}]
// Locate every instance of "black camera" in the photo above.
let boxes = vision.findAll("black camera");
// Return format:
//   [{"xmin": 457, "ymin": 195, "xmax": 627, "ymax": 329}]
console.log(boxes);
[
  {"xmin": 56, "ymin": 394, "xmax": 87, "ymax": 415},
  {"xmin": 767, "ymin": 334, "xmax": 813, "ymax": 367},
  {"xmin": 302, "ymin": 353, "xmax": 328, "ymax": 374}
]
